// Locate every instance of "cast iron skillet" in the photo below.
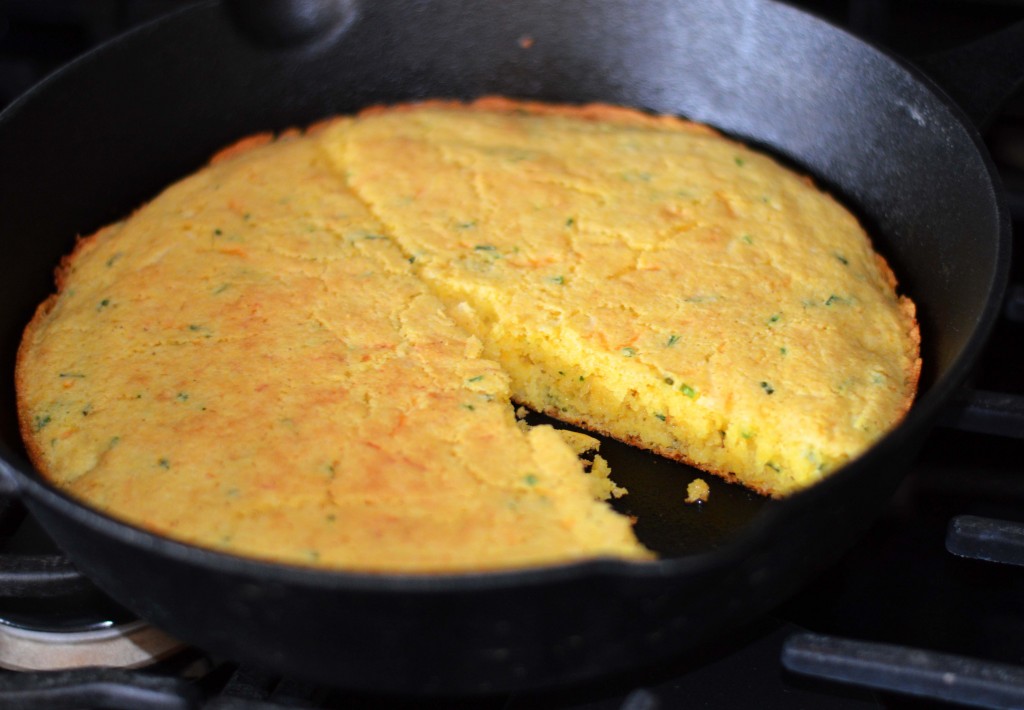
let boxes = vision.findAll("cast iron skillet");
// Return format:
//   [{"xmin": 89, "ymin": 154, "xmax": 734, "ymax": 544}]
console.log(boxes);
[{"xmin": 0, "ymin": 0, "xmax": 1017, "ymax": 695}]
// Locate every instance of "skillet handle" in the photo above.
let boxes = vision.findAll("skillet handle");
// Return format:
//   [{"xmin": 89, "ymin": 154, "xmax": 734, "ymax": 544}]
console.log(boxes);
[
  {"xmin": 223, "ymin": 0, "xmax": 358, "ymax": 48},
  {"xmin": 913, "ymin": 20, "xmax": 1024, "ymax": 130}
]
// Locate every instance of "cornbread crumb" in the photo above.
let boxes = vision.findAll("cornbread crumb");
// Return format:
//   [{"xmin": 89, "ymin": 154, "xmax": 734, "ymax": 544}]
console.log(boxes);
[
  {"xmin": 686, "ymin": 478, "xmax": 711, "ymax": 505},
  {"xmin": 555, "ymin": 430, "xmax": 601, "ymax": 456},
  {"xmin": 589, "ymin": 454, "xmax": 627, "ymax": 501}
]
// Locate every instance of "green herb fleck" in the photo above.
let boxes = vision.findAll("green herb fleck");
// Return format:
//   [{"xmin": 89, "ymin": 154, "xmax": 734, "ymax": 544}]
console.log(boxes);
[
  {"xmin": 621, "ymin": 347, "xmax": 636, "ymax": 357},
  {"xmin": 666, "ymin": 334, "xmax": 681, "ymax": 347},
  {"xmin": 766, "ymin": 462, "xmax": 781, "ymax": 472},
  {"xmin": 767, "ymin": 313, "xmax": 781, "ymax": 325},
  {"xmin": 664, "ymin": 377, "xmax": 675, "ymax": 386},
  {"xmin": 834, "ymin": 253, "xmax": 849, "ymax": 265},
  {"xmin": 97, "ymin": 298, "xmax": 110, "ymax": 311},
  {"xmin": 741, "ymin": 430, "xmax": 754, "ymax": 440},
  {"xmin": 680, "ymin": 384, "xmax": 696, "ymax": 398},
  {"xmin": 523, "ymin": 474, "xmax": 539, "ymax": 486},
  {"xmin": 106, "ymin": 253, "xmax": 123, "ymax": 268},
  {"xmin": 158, "ymin": 458, "xmax": 170, "ymax": 469},
  {"xmin": 654, "ymin": 412, "xmax": 667, "ymax": 422},
  {"xmin": 213, "ymin": 283, "xmax": 231, "ymax": 295},
  {"xmin": 213, "ymin": 228, "xmax": 222, "ymax": 236},
  {"xmin": 81, "ymin": 403, "xmax": 92, "ymax": 417},
  {"xmin": 33, "ymin": 414, "xmax": 52, "ymax": 432},
  {"xmin": 740, "ymin": 234, "xmax": 753, "ymax": 245},
  {"xmin": 456, "ymin": 220, "xmax": 478, "ymax": 230},
  {"xmin": 565, "ymin": 217, "xmax": 575, "ymax": 227},
  {"xmin": 59, "ymin": 372, "xmax": 86, "ymax": 379},
  {"xmin": 780, "ymin": 347, "xmax": 788, "ymax": 356},
  {"xmin": 578, "ymin": 375, "xmax": 585, "ymax": 382},
  {"xmin": 462, "ymin": 403, "xmax": 476, "ymax": 411},
  {"xmin": 548, "ymin": 275, "xmax": 565, "ymax": 285},
  {"xmin": 825, "ymin": 294, "xmax": 841, "ymax": 306},
  {"xmin": 474, "ymin": 244, "xmax": 497, "ymax": 252},
  {"xmin": 622, "ymin": 171, "xmax": 652, "ymax": 182},
  {"xmin": 734, "ymin": 156, "xmax": 746, "ymax": 167},
  {"xmin": 467, "ymin": 375, "xmax": 484, "ymax": 383},
  {"xmin": 760, "ymin": 381, "xmax": 775, "ymax": 395},
  {"xmin": 176, "ymin": 392, "xmax": 189, "ymax": 402}
]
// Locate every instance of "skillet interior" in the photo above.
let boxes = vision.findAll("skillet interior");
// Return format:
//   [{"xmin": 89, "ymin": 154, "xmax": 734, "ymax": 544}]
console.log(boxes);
[{"xmin": 0, "ymin": 0, "xmax": 1009, "ymax": 693}]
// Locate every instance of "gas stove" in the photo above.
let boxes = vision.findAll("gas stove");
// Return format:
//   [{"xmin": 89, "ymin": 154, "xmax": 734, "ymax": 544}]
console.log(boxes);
[{"xmin": 1, "ymin": 1, "xmax": 1023, "ymax": 708}]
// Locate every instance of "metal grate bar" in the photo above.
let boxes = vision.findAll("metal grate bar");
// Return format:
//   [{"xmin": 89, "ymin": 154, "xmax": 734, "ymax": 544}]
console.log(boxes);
[
  {"xmin": 937, "ymin": 390, "xmax": 1024, "ymax": 439},
  {"xmin": 782, "ymin": 632, "xmax": 1024, "ymax": 709},
  {"xmin": 0, "ymin": 554, "xmax": 90, "ymax": 598},
  {"xmin": 0, "ymin": 667, "xmax": 197, "ymax": 710},
  {"xmin": 947, "ymin": 514, "xmax": 1024, "ymax": 566}
]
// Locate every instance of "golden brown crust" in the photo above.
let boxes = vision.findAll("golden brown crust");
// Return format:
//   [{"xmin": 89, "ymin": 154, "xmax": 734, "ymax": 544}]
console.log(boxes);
[
  {"xmin": 356, "ymin": 96, "xmax": 720, "ymax": 135},
  {"xmin": 16, "ymin": 220, "xmax": 124, "ymax": 481},
  {"xmin": 898, "ymin": 296, "xmax": 923, "ymax": 419},
  {"xmin": 209, "ymin": 132, "xmax": 276, "ymax": 165},
  {"xmin": 15, "ymin": 297, "xmax": 54, "ymax": 476}
]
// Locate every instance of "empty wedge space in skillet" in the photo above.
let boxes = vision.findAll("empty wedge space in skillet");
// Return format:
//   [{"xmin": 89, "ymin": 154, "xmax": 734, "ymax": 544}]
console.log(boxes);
[{"xmin": 15, "ymin": 98, "xmax": 920, "ymax": 571}]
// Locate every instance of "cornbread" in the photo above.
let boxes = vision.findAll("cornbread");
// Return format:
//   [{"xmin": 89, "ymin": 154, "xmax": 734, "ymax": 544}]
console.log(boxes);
[
  {"xmin": 17, "ymin": 98, "xmax": 920, "ymax": 571},
  {"xmin": 330, "ymin": 98, "xmax": 920, "ymax": 496},
  {"xmin": 686, "ymin": 479, "xmax": 711, "ymax": 505}
]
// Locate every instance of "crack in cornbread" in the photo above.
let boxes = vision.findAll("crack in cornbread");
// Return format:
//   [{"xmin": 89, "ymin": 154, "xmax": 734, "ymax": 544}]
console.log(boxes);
[{"xmin": 17, "ymin": 98, "xmax": 920, "ymax": 571}]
